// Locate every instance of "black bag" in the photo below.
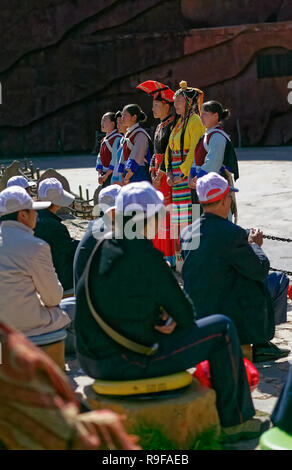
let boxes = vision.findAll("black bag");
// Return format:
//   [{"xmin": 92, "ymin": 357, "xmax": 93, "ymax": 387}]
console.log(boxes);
[{"xmin": 223, "ymin": 139, "xmax": 239, "ymax": 181}]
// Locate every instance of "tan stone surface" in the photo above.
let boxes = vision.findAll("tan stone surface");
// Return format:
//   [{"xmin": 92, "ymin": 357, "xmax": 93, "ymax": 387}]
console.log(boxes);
[
  {"xmin": 0, "ymin": 3, "xmax": 291, "ymax": 155},
  {"xmin": 40, "ymin": 341, "xmax": 65, "ymax": 371},
  {"xmin": 85, "ymin": 380, "xmax": 220, "ymax": 449}
]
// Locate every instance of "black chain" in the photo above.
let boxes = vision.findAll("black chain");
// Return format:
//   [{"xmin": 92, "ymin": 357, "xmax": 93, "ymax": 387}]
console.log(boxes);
[
  {"xmin": 262, "ymin": 235, "xmax": 292, "ymax": 275},
  {"xmin": 270, "ymin": 267, "xmax": 292, "ymax": 277},
  {"xmin": 264, "ymin": 235, "xmax": 292, "ymax": 243}
]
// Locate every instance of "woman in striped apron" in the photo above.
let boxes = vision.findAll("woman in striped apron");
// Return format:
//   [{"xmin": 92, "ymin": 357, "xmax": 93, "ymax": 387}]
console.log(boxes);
[
  {"xmin": 164, "ymin": 81, "xmax": 205, "ymax": 263},
  {"xmin": 150, "ymin": 88, "xmax": 177, "ymax": 268}
]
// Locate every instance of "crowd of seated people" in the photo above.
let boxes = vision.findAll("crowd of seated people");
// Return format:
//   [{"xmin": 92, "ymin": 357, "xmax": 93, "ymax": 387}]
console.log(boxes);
[{"xmin": 0, "ymin": 83, "xmax": 291, "ymax": 448}]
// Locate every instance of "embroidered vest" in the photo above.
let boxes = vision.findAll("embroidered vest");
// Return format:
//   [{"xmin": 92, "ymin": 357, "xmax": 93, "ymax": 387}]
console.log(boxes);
[
  {"xmin": 122, "ymin": 125, "xmax": 151, "ymax": 162},
  {"xmin": 100, "ymin": 130, "xmax": 122, "ymax": 168},
  {"xmin": 194, "ymin": 126, "xmax": 230, "ymax": 166}
]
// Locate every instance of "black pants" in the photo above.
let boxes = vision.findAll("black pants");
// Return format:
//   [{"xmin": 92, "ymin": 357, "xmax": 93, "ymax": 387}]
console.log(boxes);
[
  {"xmin": 271, "ymin": 365, "xmax": 292, "ymax": 434},
  {"xmin": 79, "ymin": 314, "xmax": 255, "ymax": 428}
]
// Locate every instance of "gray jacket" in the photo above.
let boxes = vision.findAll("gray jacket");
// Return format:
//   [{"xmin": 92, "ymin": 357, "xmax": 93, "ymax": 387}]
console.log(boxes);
[{"xmin": 0, "ymin": 221, "xmax": 70, "ymax": 336}]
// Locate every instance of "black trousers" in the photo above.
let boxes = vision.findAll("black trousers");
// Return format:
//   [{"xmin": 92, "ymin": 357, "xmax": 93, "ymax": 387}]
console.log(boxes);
[
  {"xmin": 79, "ymin": 314, "xmax": 255, "ymax": 428},
  {"xmin": 271, "ymin": 365, "xmax": 292, "ymax": 434}
]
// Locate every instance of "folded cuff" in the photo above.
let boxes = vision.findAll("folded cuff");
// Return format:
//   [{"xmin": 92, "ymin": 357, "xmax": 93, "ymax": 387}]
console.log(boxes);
[
  {"xmin": 197, "ymin": 168, "xmax": 208, "ymax": 178},
  {"xmin": 126, "ymin": 158, "xmax": 140, "ymax": 174}
]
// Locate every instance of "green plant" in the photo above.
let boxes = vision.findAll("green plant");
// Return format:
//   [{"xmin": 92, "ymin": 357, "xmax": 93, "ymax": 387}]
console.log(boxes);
[{"xmin": 133, "ymin": 423, "xmax": 223, "ymax": 450}]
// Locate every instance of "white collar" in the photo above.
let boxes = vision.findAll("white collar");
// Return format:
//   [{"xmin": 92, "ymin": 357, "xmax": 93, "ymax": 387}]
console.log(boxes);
[
  {"xmin": 206, "ymin": 125, "xmax": 222, "ymax": 134},
  {"xmin": 126, "ymin": 123, "xmax": 140, "ymax": 135},
  {"xmin": 105, "ymin": 129, "xmax": 119, "ymax": 140},
  {"xmin": 1, "ymin": 220, "xmax": 34, "ymax": 235}
]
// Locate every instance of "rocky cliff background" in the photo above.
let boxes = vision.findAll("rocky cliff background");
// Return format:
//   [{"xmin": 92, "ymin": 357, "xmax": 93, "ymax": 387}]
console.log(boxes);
[{"xmin": 0, "ymin": 0, "xmax": 291, "ymax": 156}]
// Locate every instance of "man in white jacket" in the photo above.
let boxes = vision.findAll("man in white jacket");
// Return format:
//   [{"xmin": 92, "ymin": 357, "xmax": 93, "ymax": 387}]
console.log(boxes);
[{"xmin": 0, "ymin": 185, "xmax": 70, "ymax": 336}]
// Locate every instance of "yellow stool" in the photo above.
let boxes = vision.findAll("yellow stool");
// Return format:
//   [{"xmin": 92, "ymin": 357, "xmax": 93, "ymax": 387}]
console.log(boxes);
[{"xmin": 92, "ymin": 371, "xmax": 193, "ymax": 397}]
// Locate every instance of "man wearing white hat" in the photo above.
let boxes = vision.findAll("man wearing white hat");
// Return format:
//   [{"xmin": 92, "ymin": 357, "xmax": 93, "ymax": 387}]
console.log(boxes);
[
  {"xmin": 73, "ymin": 184, "xmax": 122, "ymax": 290},
  {"xmin": 75, "ymin": 181, "xmax": 268, "ymax": 442},
  {"xmin": 7, "ymin": 175, "xmax": 36, "ymax": 195},
  {"xmin": 0, "ymin": 186, "xmax": 70, "ymax": 337},
  {"xmin": 59, "ymin": 184, "xmax": 122, "ymax": 356},
  {"xmin": 34, "ymin": 178, "xmax": 79, "ymax": 292},
  {"xmin": 181, "ymin": 172, "xmax": 290, "ymax": 362}
]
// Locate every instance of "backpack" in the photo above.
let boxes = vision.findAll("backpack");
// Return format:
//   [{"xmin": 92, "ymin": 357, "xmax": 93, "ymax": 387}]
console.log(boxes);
[{"xmin": 206, "ymin": 129, "xmax": 239, "ymax": 181}]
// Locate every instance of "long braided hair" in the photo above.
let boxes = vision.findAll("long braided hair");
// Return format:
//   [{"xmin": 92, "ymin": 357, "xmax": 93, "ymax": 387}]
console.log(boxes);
[{"xmin": 167, "ymin": 81, "xmax": 204, "ymax": 171}]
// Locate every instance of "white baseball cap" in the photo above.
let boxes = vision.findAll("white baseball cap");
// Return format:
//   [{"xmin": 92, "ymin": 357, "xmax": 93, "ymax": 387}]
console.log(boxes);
[
  {"xmin": 7, "ymin": 175, "xmax": 36, "ymax": 189},
  {"xmin": 115, "ymin": 181, "xmax": 164, "ymax": 221},
  {"xmin": 196, "ymin": 172, "xmax": 238, "ymax": 204},
  {"xmin": 0, "ymin": 186, "xmax": 50, "ymax": 216},
  {"xmin": 38, "ymin": 178, "xmax": 75, "ymax": 207},
  {"xmin": 92, "ymin": 184, "xmax": 122, "ymax": 217}
]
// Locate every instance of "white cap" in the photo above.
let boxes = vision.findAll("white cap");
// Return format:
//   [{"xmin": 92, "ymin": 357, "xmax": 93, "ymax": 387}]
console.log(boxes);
[
  {"xmin": 196, "ymin": 172, "xmax": 238, "ymax": 204},
  {"xmin": 0, "ymin": 186, "xmax": 50, "ymax": 216},
  {"xmin": 92, "ymin": 184, "xmax": 122, "ymax": 217},
  {"xmin": 38, "ymin": 178, "xmax": 75, "ymax": 207},
  {"xmin": 115, "ymin": 181, "xmax": 164, "ymax": 221},
  {"xmin": 7, "ymin": 175, "xmax": 36, "ymax": 189}
]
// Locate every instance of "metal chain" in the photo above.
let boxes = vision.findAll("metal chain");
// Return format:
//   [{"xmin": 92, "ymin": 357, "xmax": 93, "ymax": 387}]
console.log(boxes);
[
  {"xmin": 269, "ymin": 267, "xmax": 292, "ymax": 277},
  {"xmin": 263, "ymin": 235, "xmax": 292, "ymax": 275},
  {"xmin": 264, "ymin": 235, "xmax": 292, "ymax": 243}
]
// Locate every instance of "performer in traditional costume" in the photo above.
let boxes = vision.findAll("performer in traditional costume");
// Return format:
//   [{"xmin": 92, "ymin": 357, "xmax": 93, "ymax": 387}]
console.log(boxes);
[
  {"xmin": 111, "ymin": 111, "xmax": 128, "ymax": 185},
  {"xmin": 164, "ymin": 81, "xmax": 205, "ymax": 261},
  {"xmin": 188, "ymin": 100, "xmax": 239, "ymax": 222},
  {"xmin": 118, "ymin": 104, "xmax": 151, "ymax": 184},
  {"xmin": 96, "ymin": 112, "xmax": 122, "ymax": 190},
  {"xmin": 137, "ymin": 80, "xmax": 177, "ymax": 267}
]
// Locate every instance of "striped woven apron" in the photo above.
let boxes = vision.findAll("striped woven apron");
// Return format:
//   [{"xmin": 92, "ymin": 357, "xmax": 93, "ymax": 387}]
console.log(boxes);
[{"xmin": 170, "ymin": 150, "xmax": 193, "ymax": 233}]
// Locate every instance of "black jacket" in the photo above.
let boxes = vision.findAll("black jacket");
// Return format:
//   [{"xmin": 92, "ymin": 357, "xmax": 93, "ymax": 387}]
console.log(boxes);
[
  {"xmin": 181, "ymin": 213, "xmax": 275, "ymax": 344},
  {"xmin": 35, "ymin": 209, "xmax": 79, "ymax": 291},
  {"xmin": 75, "ymin": 237, "xmax": 195, "ymax": 361}
]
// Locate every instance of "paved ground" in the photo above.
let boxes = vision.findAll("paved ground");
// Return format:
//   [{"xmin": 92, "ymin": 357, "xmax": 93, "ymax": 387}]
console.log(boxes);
[{"xmin": 2, "ymin": 147, "xmax": 292, "ymax": 449}]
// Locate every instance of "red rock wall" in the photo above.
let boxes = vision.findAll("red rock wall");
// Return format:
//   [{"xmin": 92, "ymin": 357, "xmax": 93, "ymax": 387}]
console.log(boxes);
[{"xmin": 0, "ymin": 1, "xmax": 291, "ymax": 155}]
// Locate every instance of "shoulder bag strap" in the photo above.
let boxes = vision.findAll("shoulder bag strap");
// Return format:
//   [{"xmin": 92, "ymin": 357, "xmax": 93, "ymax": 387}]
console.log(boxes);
[{"xmin": 84, "ymin": 235, "xmax": 158, "ymax": 356}]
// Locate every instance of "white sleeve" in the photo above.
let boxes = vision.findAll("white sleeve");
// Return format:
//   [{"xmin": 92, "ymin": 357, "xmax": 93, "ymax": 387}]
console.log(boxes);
[{"xmin": 200, "ymin": 133, "xmax": 226, "ymax": 174}]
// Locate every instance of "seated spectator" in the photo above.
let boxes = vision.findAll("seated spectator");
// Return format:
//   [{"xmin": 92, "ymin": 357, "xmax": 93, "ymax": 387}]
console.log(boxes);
[
  {"xmin": 180, "ymin": 172, "xmax": 290, "ymax": 362},
  {"xmin": 271, "ymin": 365, "xmax": 292, "ymax": 435},
  {"xmin": 0, "ymin": 322, "xmax": 140, "ymax": 450},
  {"xmin": 61, "ymin": 184, "xmax": 121, "ymax": 356},
  {"xmin": 75, "ymin": 181, "xmax": 269, "ymax": 442},
  {"xmin": 0, "ymin": 186, "xmax": 70, "ymax": 337},
  {"xmin": 7, "ymin": 175, "xmax": 36, "ymax": 195},
  {"xmin": 73, "ymin": 184, "xmax": 121, "ymax": 290},
  {"xmin": 35, "ymin": 178, "xmax": 79, "ymax": 292}
]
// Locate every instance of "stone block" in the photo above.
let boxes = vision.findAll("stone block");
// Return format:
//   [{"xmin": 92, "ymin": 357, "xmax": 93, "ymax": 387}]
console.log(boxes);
[
  {"xmin": 241, "ymin": 344, "xmax": 253, "ymax": 362},
  {"xmin": 0, "ymin": 161, "xmax": 21, "ymax": 191},
  {"xmin": 85, "ymin": 380, "xmax": 220, "ymax": 449},
  {"xmin": 40, "ymin": 340, "xmax": 65, "ymax": 371}
]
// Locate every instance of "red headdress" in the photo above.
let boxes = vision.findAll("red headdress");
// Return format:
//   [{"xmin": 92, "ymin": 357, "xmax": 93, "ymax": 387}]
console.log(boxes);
[{"xmin": 136, "ymin": 80, "xmax": 174, "ymax": 104}]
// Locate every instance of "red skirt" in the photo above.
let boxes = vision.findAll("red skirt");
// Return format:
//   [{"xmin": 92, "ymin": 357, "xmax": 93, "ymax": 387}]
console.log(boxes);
[{"xmin": 152, "ymin": 155, "xmax": 175, "ymax": 259}]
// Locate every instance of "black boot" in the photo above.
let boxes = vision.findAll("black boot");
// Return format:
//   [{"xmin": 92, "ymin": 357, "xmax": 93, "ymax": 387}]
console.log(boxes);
[{"xmin": 253, "ymin": 341, "xmax": 290, "ymax": 363}]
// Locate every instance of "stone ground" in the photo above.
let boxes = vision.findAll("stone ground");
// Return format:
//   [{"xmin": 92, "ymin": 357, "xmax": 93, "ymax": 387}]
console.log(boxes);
[{"xmin": 2, "ymin": 147, "xmax": 292, "ymax": 450}]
